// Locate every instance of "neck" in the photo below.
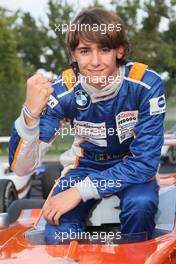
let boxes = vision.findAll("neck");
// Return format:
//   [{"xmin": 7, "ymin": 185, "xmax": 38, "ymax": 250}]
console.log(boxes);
[
  {"xmin": 92, "ymin": 68, "xmax": 119, "ymax": 90},
  {"xmin": 79, "ymin": 65, "xmax": 124, "ymax": 103},
  {"xmin": 87, "ymin": 68, "xmax": 119, "ymax": 90}
]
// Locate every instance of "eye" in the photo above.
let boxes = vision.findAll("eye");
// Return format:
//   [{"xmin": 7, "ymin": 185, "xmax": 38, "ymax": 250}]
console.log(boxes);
[
  {"xmin": 101, "ymin": 47, "xmax": 110, "ymax": 53},
  {"xmin": 80, "ymin": 49, "xmax": 89, "ymax": 54}
]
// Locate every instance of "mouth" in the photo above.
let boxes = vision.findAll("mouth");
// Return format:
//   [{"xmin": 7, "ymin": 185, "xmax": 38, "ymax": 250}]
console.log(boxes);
[{"xmin": 88, "ymin": 69, "xmax": 104, "ymax": 74}]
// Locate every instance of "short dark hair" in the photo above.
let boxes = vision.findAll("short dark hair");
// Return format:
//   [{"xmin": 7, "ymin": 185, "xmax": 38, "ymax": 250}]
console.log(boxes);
[{"xmin": 65, "ymin": 7, "xmax": 130, "ymax": 66}]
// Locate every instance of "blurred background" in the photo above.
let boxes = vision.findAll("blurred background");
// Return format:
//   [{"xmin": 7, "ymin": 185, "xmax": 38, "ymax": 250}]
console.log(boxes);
[{"xmin": 0, "ymin": 0, "xmax": 176, "ymax": 157}]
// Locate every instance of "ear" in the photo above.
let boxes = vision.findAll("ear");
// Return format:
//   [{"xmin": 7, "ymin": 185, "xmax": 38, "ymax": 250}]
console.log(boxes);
[{"xmin": 116, "ymin": 46, "xmax": 125, "ymax": 59}]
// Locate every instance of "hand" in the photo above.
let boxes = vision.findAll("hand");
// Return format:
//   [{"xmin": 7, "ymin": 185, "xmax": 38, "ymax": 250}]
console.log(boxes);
[
  {"xmin": 42, "ymin": 187, "xmax": 82, "ymax": 225},
  {"xmin": 24, "ymin": 74, "xmax": 53, "ymax": 125}
]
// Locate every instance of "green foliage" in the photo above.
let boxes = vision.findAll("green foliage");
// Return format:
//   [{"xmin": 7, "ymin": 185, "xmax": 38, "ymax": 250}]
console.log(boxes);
[
  {"xmin": 43, "ymin": 0, "xmax": 73, "ymax": 73},
  {"xmin": 162, "ymin": 19, "xmax": 176, "ymax": 101},
  {"xmin": 15, "ymin": 12, "xmax": 46, "ymax": 75},
  {"xmin": 0, "ymin": 0, "xmax": 176, "ymax": 138},
  {"xmin": 111, "ymin": 0, "xmax": 140, "ymax": 33},
  {"xmin": 112, "ymin": 0, "xmax": 176, "ymax": 103},
  {"xmin": 0, "ymin": 11, "xmax": 25, "ymax": 136}
]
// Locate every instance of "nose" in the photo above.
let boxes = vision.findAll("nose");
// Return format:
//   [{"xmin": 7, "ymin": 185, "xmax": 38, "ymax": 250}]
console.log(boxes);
[{"xmin": 91, "ymin": 51, "xmax": 101, "ymax": 67}]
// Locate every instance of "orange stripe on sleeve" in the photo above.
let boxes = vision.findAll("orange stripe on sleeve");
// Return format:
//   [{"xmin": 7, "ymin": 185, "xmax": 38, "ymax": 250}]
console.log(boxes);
[
  {"xmin": 73, "ymin": 156, "xmax": 80, "ymax": 169},
  {"xmin": 10, "ymin": 138, "xmax": 23, "ymax": 171},
  {"xmin": 73, "ymin": 147, "xmax": 84, "ymax": 169},
  {"xmin": 80, "ymin": 148, "xmax": 84, "ymax": 157}
]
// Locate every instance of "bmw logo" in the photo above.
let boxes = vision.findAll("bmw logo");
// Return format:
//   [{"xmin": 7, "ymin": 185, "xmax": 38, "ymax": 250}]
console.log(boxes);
[
  {"xmin": 75, "ymin": 90, "xmax": 91, "ymax": 109},
  {"xmin": 158, "ymin": 97, "xmax": 165, "ymax": 108}
]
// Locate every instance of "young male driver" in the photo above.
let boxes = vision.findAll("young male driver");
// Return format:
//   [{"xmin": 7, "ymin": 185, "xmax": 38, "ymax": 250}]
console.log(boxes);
[{"xmin": 9, "ymin": 8, "xmax": 166, "ymax": 244}]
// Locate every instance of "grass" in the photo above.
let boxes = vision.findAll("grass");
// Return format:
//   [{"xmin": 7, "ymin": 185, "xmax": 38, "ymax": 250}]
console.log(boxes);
[{"xmin": 1, "ymin": 120, "xmax": 175, "ymax": 156}]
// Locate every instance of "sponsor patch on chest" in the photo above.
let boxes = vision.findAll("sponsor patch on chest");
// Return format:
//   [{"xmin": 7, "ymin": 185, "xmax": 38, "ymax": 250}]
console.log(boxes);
[
  {"xmin": 73, "ymin": 119, "xmax": 106, "ymax": 138},
  {"xmin": 73, "ymin": 119, "xmax": 107, "ymax": 147},
  {"xmin": 116, "ymin": 111, "xmax": 138, "ymax": 143},
  {"xmin": 75, "ymin": 90, "xmax": 91, "ymax": 110}
]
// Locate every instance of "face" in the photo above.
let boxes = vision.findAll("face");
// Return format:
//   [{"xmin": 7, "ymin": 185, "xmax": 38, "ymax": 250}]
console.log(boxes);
[{"xmin": 72, "ymin": 39, "xmax": 124, "ymax": 89}]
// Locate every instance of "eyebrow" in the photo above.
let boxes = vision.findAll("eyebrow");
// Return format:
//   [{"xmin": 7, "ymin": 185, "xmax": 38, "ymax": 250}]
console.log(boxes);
[
  {"xmin": 77, "ymin": 46, "xmax": 91, "ymax": 50},
  {"xmin": 77, "ymin": 45, "xmax": 107, "ymax": 50}
]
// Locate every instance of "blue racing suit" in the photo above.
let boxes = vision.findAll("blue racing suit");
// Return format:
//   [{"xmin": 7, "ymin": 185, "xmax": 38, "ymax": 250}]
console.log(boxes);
[{"xmin": 9, "ymin": 61, "xmax": 166, "ymax": 243}]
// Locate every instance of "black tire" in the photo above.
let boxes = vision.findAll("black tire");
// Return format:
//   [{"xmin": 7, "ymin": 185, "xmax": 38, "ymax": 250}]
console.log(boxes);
[
  {"xmin": 0, "ymin": 179, "xmax": 18, "ymax": 212},
  {"xmin": 41, "ymin": 162, "xmax": 63, "ymax": 199}
]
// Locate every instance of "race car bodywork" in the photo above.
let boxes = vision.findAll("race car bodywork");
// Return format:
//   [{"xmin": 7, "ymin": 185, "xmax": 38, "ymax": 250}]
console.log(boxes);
[
  {"xmin": 0, "ymin": 173, "xmax": 176, "ymax": 264},
  {"xmin": 0, "ymin": 162, "xmax": 45, "ymax": 212}
]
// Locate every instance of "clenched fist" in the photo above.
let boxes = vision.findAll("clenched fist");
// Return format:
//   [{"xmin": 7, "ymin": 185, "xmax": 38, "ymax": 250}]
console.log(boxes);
[{"xmin": 24, "ymin": 74, "xmax": 54, "ymax": 126}]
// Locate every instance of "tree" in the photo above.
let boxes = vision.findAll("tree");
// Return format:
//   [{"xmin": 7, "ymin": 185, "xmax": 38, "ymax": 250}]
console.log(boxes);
[
  {"xmin": 13, "ymin": 1, "xmax": 74, "ymax": 75},
  {"xmin": 162, "ymin": 18, "xmax": 176, "ymax": 100},
  {"xmin": 15, "ymin": 12, "xmax": 46, "ymax": 76},
  {"xmin": 111, "ymin": 0, "xmax": 176, "ymax": 101},
  {"xmin": 0, "ymin": 9, "xmax": 24, "ymax": 135},
  {"xmin": 44, "ymin": 0, "xmax": 73, "ymax": 74}
]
